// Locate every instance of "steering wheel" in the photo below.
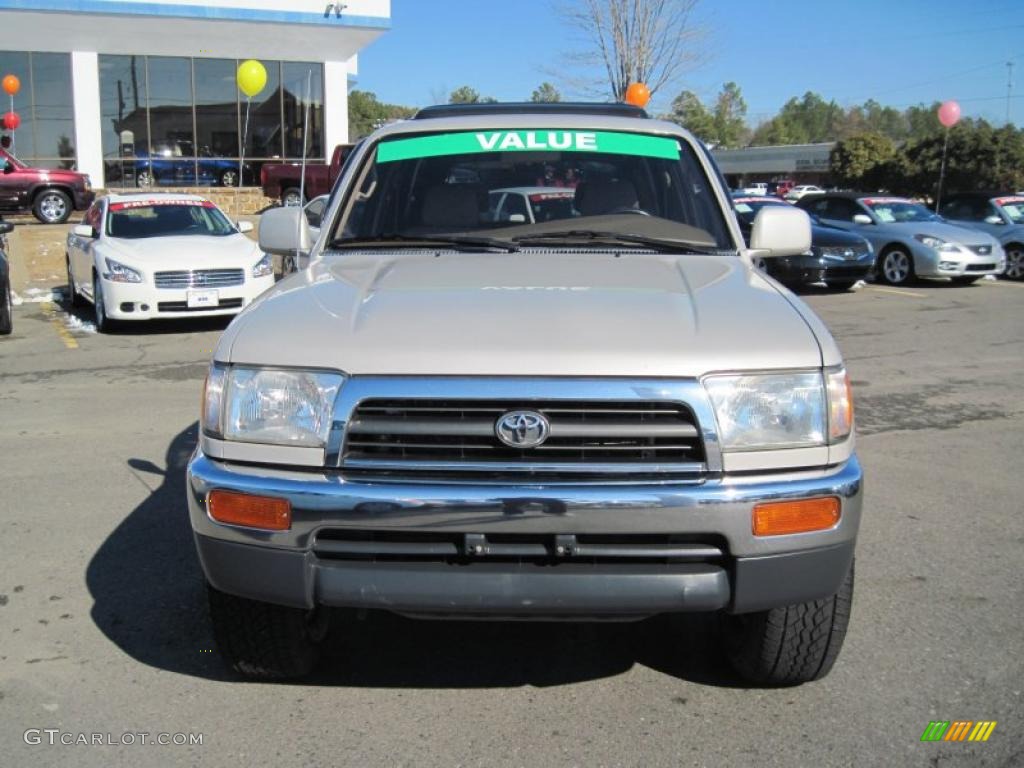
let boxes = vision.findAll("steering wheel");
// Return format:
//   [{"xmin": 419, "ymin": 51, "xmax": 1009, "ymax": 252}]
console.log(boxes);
[{"xmin": 607, "ymin": 206, "xmax": 651, "ymax": 216}]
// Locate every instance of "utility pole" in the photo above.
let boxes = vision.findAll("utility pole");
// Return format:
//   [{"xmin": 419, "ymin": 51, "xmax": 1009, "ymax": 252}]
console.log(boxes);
[{"xmin": 1007, "ymin": 61, "xmax": 1014, "ymax": 127}]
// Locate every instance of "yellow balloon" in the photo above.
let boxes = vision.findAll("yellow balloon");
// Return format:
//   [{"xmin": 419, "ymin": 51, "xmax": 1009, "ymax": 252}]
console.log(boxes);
[{"xmin": 237, "ymin": 59, "xmax": 267, "ymax": 98}]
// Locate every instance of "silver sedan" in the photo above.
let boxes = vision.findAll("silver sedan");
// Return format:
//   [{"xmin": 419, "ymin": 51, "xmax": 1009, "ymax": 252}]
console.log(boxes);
[{"xmin": 798, "ymin": 194, "xmax": 1004, "ymax": 286}]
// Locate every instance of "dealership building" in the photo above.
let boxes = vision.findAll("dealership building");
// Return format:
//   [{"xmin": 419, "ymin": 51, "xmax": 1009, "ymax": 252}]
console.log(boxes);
[{"xmin": 0, "ymin": 0, "xmax": 390, "ymax": 187}]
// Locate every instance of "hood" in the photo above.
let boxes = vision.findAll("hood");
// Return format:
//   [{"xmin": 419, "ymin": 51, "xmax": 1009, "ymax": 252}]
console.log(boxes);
[
  {"xmin": 221, "ymin": 250, "xmax": 824, "ymax": 377},
  {"xmin": 810, "ymin": 223, "xmax": 868, "ymax": 247},
  {"xmin": 105, "ymin": 234, "xmax": 261, "ymax": 270},
  {"xmin": 879, "ymin": 220, "xmax": 997, "ymax": 245}
]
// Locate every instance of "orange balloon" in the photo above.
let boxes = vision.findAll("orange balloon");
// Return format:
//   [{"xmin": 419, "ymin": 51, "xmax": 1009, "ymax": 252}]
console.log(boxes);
[
  {"xmin": 2, "ymin": 74, "xmax": 20, "ymax": 96},
  {"xmin": 624, "ymin": 82, "xmax": 650, "ymax": 107}
]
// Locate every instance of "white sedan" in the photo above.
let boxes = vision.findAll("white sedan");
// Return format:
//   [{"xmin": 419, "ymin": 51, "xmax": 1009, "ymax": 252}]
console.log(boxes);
[
  {"xmin": 785, "ymin": 185, "xmax": 825, "ymax": 201},
  {"xmin": 66, "ymin": 193, "xmax": 274, "ymax": 332}
]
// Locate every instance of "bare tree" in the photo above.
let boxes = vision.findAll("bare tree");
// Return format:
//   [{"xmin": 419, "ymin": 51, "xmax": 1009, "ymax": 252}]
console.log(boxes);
[{"xmin": 557, "ymin": 0, "xmax": 706, "ymax": 101}]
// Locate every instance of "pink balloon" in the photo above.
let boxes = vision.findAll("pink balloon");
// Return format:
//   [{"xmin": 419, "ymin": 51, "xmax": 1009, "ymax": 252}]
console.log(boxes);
[{"xmin": 937, "ymin": 100, "xmax": 961, "ymax": 128}]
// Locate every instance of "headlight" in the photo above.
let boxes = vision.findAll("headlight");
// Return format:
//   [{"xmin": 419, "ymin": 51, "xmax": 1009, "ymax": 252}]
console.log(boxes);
[
  {"xmin": 202, "ymin": 364, "xmax": 344, "ymax": 447},
  {"xmin": 704, "ymin": 372, "xmax": 825, "ymax": 450},
  {"xmin": 252, "ymin": 253, "xmax": 273, "ymax": 278},
  {"xmin": 104, "ymin": 257, "xmax": 142, "ymax": 283},
  {"xmin": 914, "ymin": 234, "xmax": 959, "ymax": 252}
]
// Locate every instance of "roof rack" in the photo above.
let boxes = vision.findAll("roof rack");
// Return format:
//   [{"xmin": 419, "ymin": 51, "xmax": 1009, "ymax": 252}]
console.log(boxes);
[{"xmin": 413, "ymin": 102, "xmax": 649, "ymax": 120}]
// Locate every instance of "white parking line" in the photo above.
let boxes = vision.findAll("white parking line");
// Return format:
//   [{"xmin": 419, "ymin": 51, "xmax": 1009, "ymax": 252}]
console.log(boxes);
[{"xmin": 867, "ymin": 286, "xmax": 926, "ymax": 298}]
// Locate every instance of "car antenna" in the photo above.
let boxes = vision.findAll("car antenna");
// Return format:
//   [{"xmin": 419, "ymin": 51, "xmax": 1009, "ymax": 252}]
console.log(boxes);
[{"xmin": 296, "ymin": 67, "xmax": 313, "ymax": 272}]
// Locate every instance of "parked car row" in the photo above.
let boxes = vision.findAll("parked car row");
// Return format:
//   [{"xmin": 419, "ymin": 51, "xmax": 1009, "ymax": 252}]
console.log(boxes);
[{"xmin": 795, "ymin": 193, "xmax": 1006, "ymax": 286}]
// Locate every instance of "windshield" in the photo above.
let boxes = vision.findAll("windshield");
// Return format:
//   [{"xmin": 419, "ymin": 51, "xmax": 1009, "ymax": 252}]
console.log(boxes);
[
  {"xmin": 106, "ymin": 199, "xmax": 236, "ymax": 239},
  {"xmin": 732, "ymin": 197, "xmax": 788, "ymax": 226},
  {"xmin": 330, "ymin": 129, "xmax": 733, "ymax": 250},
  {"xmin": 862, "ymin": 198, "xmax": 939, "ymax": 224},
  {"xmin": 996, "ymin": 197, "xmax": 1024, "ymax": 223}
]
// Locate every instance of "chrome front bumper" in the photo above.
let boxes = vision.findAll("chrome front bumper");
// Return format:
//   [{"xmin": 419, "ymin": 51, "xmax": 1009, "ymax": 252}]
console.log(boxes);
[{"xmin": 188, "ymin": 452, "xmax": 863, "ymax": 617}]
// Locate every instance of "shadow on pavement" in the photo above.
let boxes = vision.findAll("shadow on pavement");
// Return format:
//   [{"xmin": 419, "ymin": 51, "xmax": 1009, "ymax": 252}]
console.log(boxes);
[{"xmin": 87, "ymin": 423, "xmax": 748, "ymax": 689}]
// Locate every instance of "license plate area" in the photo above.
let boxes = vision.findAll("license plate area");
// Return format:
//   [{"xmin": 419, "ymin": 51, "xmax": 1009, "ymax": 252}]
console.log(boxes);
[{"xmin": 187, "ymin": 289, "xmax": 219, "ymax": 308}]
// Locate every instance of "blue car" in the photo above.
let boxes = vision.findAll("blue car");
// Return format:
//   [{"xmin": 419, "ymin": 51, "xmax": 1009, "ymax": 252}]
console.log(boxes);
[{"xmin": 132, "ymin": 141, "xmax": 247, "ymax": 187}]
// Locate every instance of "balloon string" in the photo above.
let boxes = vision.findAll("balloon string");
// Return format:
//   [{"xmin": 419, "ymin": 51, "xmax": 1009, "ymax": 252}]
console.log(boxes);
[{"xmin": 239, "ymin": 97, "xmax": 251, "ymax": 216}]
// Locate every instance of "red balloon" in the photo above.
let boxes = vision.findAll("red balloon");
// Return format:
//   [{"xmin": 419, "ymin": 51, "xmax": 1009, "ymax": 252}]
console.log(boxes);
[
  {"xmin": 2, "ymin": 74, "xmax": 20, "ymax": 96},
  {"xmin": 624, "ymin": 82, "xmax": 651, "ymax": 108},
  {"xmin": 3, "ymin": 111, "xmax": 20, "ymax": 131},
  {"xmin": 937, "ymin": 100, "xmax": 961, "ymax": 128}
]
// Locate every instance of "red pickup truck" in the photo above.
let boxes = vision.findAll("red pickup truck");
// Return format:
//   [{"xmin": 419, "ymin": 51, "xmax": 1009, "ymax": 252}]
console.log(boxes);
[
  {"xmin": 260, "ymin": 143, "xmax": 354, "ymax": 206},
  {"xmin": 0, "ymin": 149, "xmax": 95, "ymax": 224}
]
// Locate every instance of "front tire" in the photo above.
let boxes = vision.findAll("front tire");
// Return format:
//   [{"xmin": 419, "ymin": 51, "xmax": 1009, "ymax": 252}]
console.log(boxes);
[
  {"xmin": 723, "ymin": 559, "xmax": 854, "ymax": 686},
  {"xmin": 0, "ymin": 277, "xmax": 12, "ymax": 335},
  {"xmin": 33, "ymin": 189, "xmax": 72, "ymax": 224},
  {"xmin": 66, "ymin": 257, "xmax": 84, "ymax": 307},
  {"xmin": 220, "ymin": 168, "xmax": 240, "ymax": 187},
  {"xmin": 877, "ymin": 247, "xmax": 915, "ymax": 285},
  {"xmin": 1002, "ymin": 243, "xmax": 1023, "ymax": 280},
  {"xmin": 207, "ymin": 585, "xmax": 329, "ymax": 680},
  {"xmin": 281, "ymin": 187, "xmax": 302, "ymax": 207},
  {"xmin": 136, "ymin": 168, "xmax": 155, "ymax": 188},
  {"xmin": 92, "ymin": 274, "xmax": 114, "ymax": 333}
]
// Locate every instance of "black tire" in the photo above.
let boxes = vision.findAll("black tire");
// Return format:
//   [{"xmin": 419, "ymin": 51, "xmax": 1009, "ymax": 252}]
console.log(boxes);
[
  {"xmin": 825, "ymin": 279, "xmax": 859, "ymax": 292},
  {"xmin": 877, "ymin": 247, "xmax": 915, "ymax": 285},
  {"xmin": 0, "ymin": 278, "xmax": 12, "ymax": 335},
  {"xmin": 136, "ymin": 167, "xmax": 155, "ymax": 188},
  {"xmin": 1003, "ymin": 243, "xmax": 1023, "ymax": 280},
  {"xmin": 723, "ymin": 558, "xmax": 854, "ymax": 686},
  {"xmin": 951, "ymin": 276, "xmax": 980, "ymax": 286},
  {"xmin": 220, "ymin": 168, "xmax": 240, "ymax": 188},
  {"xmin": 207, "ymin": 585, "xmax": 329, "ymax": 680},
  {"xmin": 32, "ymin": 189, "xmax": 72, "ymax": 224},
  {"xmin": 92, "ymin": 273, "xmax": 114, "ymax": 333},
  {"xmin": 66, "ymin": 257, "xmax": 84, "ymax": 307},
  {"xmin": 281, "ymin": 187, "xmax": 303, "ymax": 207}
]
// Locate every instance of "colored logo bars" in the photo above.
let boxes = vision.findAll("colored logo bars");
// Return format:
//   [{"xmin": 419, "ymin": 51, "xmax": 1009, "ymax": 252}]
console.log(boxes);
[{"xmin": 920, "ymin": 721, "xmax": 997, "ymax": 742}]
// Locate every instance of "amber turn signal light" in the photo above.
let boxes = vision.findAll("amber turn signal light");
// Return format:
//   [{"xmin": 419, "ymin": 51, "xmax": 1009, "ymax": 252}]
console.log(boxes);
[
  {"xmin": 752, "ymin": 497, "xmax": 840, "ymax": 536},
  {"xmin": 208, "ymin": 490, "xmax": 291, "ymax": 531}
]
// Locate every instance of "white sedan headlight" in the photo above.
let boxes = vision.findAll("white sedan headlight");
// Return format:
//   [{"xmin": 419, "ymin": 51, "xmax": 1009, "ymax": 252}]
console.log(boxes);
[
  {"xmin": 104, "ymin": 257, "xmax": 142, "ymax": 283},
  {"xmin": 202, "ymin": 364, "xmax": 344, "ymax": 447},
  {"xmin": 252, "ymin": 253, "xmax": 273, "ymax": 278},
  {"xmin": 704, "ymin": 369, "xmax": 853, "ymax": 451}
]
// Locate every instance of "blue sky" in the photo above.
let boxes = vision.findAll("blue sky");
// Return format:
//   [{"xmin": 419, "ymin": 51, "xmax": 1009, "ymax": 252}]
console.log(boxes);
[{"xmin": 358, "ymin": 0, "xmax": 1024, "ymax": 128}]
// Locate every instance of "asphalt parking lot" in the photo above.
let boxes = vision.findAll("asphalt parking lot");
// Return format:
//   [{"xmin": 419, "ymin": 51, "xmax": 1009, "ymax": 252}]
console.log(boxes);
[{"xmin": 1, "ymin": 278, "xmax": 1022, "ymax": 767}]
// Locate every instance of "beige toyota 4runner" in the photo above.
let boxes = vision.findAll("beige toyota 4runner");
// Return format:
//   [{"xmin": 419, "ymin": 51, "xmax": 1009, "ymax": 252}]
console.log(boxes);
[{"xmin": 190, "ymin": 103, "xmax": 862, "ymax": 684}]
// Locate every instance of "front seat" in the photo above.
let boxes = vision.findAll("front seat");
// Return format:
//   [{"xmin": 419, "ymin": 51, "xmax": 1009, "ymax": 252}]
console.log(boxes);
[
  {"xmin": 574, "ymin": 179, "xmax": 639, "ymax": 216},
  {"xmin": 418, "ymin": 185, "xmax": 482, "ymax": 230}
]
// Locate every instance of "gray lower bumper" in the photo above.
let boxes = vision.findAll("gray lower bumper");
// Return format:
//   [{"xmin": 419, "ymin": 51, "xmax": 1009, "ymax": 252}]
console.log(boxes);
[{"xmin": 189, "ymin": 452, "xmax": 862, "ymax": 617}]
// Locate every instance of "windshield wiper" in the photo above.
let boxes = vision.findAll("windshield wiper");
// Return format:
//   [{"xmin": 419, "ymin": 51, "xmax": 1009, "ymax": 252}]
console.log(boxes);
[
  {"xmin": 511, "ymin": 230, "xmax": 722, "ymax": 255},
  {"xmin": 329, "ymin": 234, "xmax": 518, "ymax": 253}
]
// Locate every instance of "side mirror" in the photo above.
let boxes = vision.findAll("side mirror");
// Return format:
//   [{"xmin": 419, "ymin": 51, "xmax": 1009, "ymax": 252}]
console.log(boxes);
[
  {"xmin": 749, "ymin": 205, "xmax": 811, "ymax": 258},
  {"xmin": 258, "ymin": 206, "xmax": 312, "ymax": 256},
  {"xmin": 984, "ymin": 214, "xmax": 1004, "ymax": 225},
  {"xmin": 852, "ymin": 214, "xmax": 873, "ymax": 225},
  {"xmin": 2, "ymin": 159, "xmax": 12, "ymax": 174},
  {"xmin": 236, "ymin": 220, "xmax": 254, "ymax": 234},
  {"xmin": 72, "ymin": 224, "xmax": 96, "ymax": 238}
]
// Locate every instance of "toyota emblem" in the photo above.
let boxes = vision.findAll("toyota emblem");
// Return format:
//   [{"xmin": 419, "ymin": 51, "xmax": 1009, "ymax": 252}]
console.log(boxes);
[{"xmin": 495, "ymin": 410, "xmax": 550, "ymax": 449}]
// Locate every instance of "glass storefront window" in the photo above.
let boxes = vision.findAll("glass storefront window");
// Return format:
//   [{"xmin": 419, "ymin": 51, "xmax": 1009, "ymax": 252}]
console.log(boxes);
[
  {"xmin": 0, "ymin": 51, "xmax": 74, "ymax": 168},
  {"xmin": 100, "ymin": 54, "xmax": 147, "ymax": 186},
  {"xmin": 97, "ymin": 55, "xmax": 324, "ymax": 187},
  {"xmin": 282, "ymin": 62, "xmax": 323, "ymax": 160}
]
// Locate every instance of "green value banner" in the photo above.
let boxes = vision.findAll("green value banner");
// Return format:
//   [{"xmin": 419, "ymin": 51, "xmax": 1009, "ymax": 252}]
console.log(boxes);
[{"xmin": 377, "ymin": 130, "xmax": 680, "ymax": 163}]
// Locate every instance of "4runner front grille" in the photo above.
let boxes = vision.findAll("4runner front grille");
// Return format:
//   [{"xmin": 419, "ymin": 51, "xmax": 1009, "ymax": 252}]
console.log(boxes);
[{"xmin": 341, "ymin": 398, "xmax": 706, "ymax": 479}]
